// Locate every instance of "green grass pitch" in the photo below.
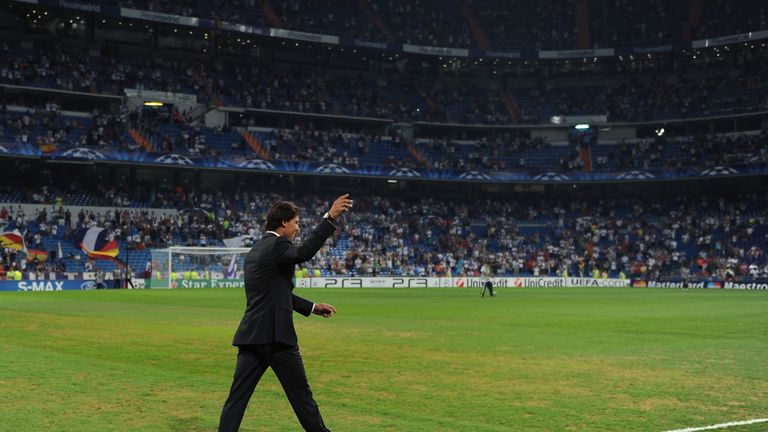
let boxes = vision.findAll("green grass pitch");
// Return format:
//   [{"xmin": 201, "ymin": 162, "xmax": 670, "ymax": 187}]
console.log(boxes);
[{"xmin": 1, "ymin": 287, "xmax": 766, "ymax": 431}]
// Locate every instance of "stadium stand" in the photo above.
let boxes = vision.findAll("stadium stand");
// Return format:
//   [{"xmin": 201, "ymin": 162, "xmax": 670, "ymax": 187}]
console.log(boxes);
[
  {"xmin": 474, "ymin": 0, "xmax": 575, "ymax": 50},
  {"xmin": 1, "ymin": 0, "xmax": 767, "ymax": 286},
  {"xmin": 2, "ymin": 179, "xmax": 768, "ymax": 281},
  {"xmin": 3, "ymin": 40, "xmax": 768, "ymax": 125},
  {"xmin": 4, "ymin": 98, "xmax": 768, "ymax": 174},
  {"xmin": 692, "ymin": 0, "xmax": 768, "ymax": 39},
  {"xmin": 97, "ymin": 1, "xmax": 768, "ymax": 50}
]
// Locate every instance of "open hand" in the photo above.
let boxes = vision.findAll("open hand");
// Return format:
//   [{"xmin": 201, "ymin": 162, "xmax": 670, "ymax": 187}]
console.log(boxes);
[
  {"xmin": 328, "ymin": 194, "xmax": 353, "ymax": 219},
  {"xmin": 312, "ymin": 303, "xmax": 336, "ymax": 318}
]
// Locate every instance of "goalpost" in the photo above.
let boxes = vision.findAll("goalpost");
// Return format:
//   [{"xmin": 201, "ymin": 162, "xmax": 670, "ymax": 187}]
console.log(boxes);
[{"xmin": 148, "ymin": 246, "xmax": 250, "ymax": 289}]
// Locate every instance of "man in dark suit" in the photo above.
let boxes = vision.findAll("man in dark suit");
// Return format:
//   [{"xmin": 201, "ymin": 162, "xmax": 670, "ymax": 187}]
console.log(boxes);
[{"xmin": 219, "ymin": 194, "xmax": 353, "ymax": 432}]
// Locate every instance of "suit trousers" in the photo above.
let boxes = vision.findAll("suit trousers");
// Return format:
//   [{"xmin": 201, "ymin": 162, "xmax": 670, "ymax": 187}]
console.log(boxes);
[
  {"xmin": 218, "ymin": 343, "xmax": 330, "ymax": 432},
  {"xmin": 481, "ymin": 281, "xmax": 494, "ymax": 296}
]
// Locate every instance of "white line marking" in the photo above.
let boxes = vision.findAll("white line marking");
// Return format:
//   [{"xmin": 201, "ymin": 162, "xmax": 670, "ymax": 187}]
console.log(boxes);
[{"xmin": 664, "ymin": 418, "xmax": 768, "ymax": 432}]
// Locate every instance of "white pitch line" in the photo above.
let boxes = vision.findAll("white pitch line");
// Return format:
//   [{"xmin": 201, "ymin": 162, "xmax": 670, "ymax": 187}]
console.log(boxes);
[{"xmin": 664, "ymin": 418, "xmax": 768, "ymax": 432}]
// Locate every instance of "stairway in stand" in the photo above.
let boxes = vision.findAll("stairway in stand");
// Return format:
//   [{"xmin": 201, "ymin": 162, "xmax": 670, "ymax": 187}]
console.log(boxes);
[
  {"xmin": 575, "ymin": 0, "xmax": 590, "ymax": 49},
  {"xmin": 128, "ymin": 128, "xmax": 152, "ymax": 152},
  {"xmin": 503, "ymin": 92, "xmax": 522, "ymax": 124},
  {"xmin": 259, "ymin": 0, "xmax": 285, "ymax": 28},
  {"xmin": 238, "ymin": 129, "xmax": 270, "ymax": 159},
  {"xmin": 406, "ymin": 140, "xmax": 433, "ymax": 169},
  {"xmin": 459, "ymin": 0, "xmax": 491, "ymax": 50},
  {"xmin": 356, "ymin": 0, "xmax": 395, "ymax": 41}
]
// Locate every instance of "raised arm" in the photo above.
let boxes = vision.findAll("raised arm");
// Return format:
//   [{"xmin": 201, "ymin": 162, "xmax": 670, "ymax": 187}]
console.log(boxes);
[{"xmin": 275, "ymin": 194, "xmax": 354, "ymax": 264}]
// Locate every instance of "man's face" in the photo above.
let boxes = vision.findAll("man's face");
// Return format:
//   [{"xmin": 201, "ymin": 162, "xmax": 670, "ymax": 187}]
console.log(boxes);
[{"xmin": 283, "ymin": 216, "xmax": 300, "ymax": 241}]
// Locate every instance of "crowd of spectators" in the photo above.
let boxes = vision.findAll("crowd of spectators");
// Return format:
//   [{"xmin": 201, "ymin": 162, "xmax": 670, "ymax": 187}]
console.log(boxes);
[
  {"xmin": 413, "ymin": 130, "xmax": 768, "ymax": 173},
  {"xmin": 513, "ymin": 44, "xmax": 768, "ymax": 123},
  {"xmin": 588, "ymin": 0, "xmax": 687, "ymax": 48},
  {"xmin": 277, "ymin": 0, "xmax": 389, "ymax": 43},
  {"xmin": 593, "ymin": 131, "xmax": 768, "ymax": 171},
  {"xmin": 2, "ymin": 182, "xmax": 768, "ymax": 282},
  {"xmin": 474, "ymin": 0, "xmax": 575, "ymax": 50},
  {"xmin": 0, "ymin": 99, "xmax": 141, "ymax": 152},
  {"xmin": 214, "ymin": 65, "xmax": 423, "ymax": 120},
  {"xmin": 127, "ymin": 106, "xmax": 222, "ymax": 157},
  {"xmin": 3, "ymin": 41, "xmax": 768, "ymax": 125},
  {"xmin": 334, "ymin": 192, "xmax": 768, "ymax": 282},
  {"xmin": 413, "ymin": 133, "xmax": 552, "ymax": 172},
  {"xmin": 119, "ymin": 0, "xmax": 474, "ymax": 48},
  {"xmin": 108, "ymin": 0, "xmax": 768, "ymax": 51},
  {"xmin": 693, "ymin": 0, "xmax": 768, "ymax": 40},
  {"xmin": 372, "ymin": 0, "xmax": 473, "ymax": 48},
  {"xmin": 3, "ymin": 98, "xmax": 768, "ymax": 175},
  {"xmin": 266, "ymin": 127, "xmax": 359, "ymax": 168}
]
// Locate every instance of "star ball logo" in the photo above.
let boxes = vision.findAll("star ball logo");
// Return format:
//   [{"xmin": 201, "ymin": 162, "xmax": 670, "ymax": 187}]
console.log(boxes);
[
  {"xmin": 389, "ymin": 167, "xmax": 421, "ymax": 177},
  {"xmin": 61, "ymin": 147, "xmax": 107, "ymax": 160},
  {"xmin": 315, "ymin": 164, "xmax": 350, "ymax": 174},
  {"xmin": 238, "ymin": 159, "xmax": 276, "ymax": 170},
  {"xmin": 155, "ymin": 154, "xmax": 195, "ymax": 166}
]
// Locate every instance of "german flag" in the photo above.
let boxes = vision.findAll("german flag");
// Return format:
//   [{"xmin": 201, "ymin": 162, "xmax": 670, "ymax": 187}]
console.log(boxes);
[
  {"xmin": 27, "ymin": 249, "xmax": 48, "ymax": 261},
  {"xmin": 80, "ymin": 239, "xmax": 120, "ymax": 260},
  {"xmin": 0, "ymin": 230, "xmax": 26, "ymax": 251},
  {"xmin": 74, "ymin": 227, "xmax": 120, "ymax": 260}
]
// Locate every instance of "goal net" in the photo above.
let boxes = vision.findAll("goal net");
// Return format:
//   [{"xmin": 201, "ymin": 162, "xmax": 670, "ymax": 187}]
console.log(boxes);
[{"xmin": 148, "ymin": 246, "xmax": 250, "ymax": 289}]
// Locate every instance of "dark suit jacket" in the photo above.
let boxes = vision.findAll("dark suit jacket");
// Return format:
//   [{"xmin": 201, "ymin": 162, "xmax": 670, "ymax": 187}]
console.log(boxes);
[{"xmin": 232, "ymin": 219, "xmax": 336, "ymax": 346}]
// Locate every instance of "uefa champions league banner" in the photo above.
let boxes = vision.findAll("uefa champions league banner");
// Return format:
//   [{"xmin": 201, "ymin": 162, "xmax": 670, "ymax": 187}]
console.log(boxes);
[
  {"xmin": 42, "ymin": 147, "xmax": 224, "ymax": 168},
  {"xmin": 0, "ymin": 143, "xmax": 40, "ymax": 157},
  {"xmin": 1, "ymin": 144, "xmax": 764, "ymax": 183},
  {"xmin": 33, "ymin": 147, "xmax": 765, "ymax": 183}
]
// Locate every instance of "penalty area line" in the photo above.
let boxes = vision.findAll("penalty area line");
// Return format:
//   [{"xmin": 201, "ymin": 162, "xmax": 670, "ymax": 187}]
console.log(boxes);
[{"xmin": 663, "ymin": 418, "xmax": 768, "ymax": 432}]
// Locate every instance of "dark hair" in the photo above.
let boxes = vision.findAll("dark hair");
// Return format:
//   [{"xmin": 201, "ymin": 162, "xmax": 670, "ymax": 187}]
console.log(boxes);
[{"xmin": 263, "ymin": 201, "xmax": 300, "ymax": 231}]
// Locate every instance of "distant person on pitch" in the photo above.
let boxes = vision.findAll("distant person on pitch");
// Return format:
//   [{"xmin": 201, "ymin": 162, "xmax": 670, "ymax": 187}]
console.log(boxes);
[
  {"xmin": 680, "ymin": 263, "xmax": 690, "ymax": 290},
  {"xmin": 218, "ymin": 194, "xmax": 353, "ymax": 432},
  {"xmin": 481, "ymin": 262, "xmax": 495, "ymax": 297}
]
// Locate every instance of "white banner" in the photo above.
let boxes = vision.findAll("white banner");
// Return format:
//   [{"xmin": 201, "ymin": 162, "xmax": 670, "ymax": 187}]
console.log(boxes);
[
  {"xmin": 539, "ymin": 48, "xmax": 615, "ymax": 59},
  {"xmin": 222, "ymin": 234, "xmax": 257, "ymax": 248},
  {"xmin": 269, "ymin": 29, "xmax": 339, "ymax": 45},
  {"xmin": 120, "ymin": 8, "xmax": 199, "ymax": 27},
  {"xmin": 125, "ymin": 88, "xmax": 197, "ymax": 104},
  {"xmin": 402, "ymin": 44, "xmax": 469, "ymax": 57},
  {"xmin": 295, "ymin": 277, "xmax": 630, "ymax": 288},
  {"xmin": 692, "ymin": 29, "xmax": 768, "ymax": 48},
  {"xmin": 550, "ymin": 115, "xmax": 608, "ymax": 125},
  {"xmin": 296, "ymin": 276, "xmax": 452, "ymax": 288},
  {"xmin": 59, "ymin": 0, "xmax": 101, "ymax": 12},
  {"xmin": 220, "ymin": 22, "xmax": 269, "ymax": 36}
]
